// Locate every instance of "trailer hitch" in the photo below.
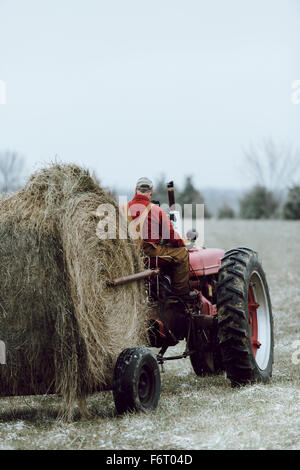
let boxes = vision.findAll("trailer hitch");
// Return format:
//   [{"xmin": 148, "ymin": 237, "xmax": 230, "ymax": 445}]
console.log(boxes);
[{"xmin": 107, "ymin": 268, "xmax": 160, "ymax": 287}]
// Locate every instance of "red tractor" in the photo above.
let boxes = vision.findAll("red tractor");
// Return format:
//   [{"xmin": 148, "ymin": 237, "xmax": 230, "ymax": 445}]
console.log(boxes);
[{"xmin": 112, "ymin": 182, "xmax": 274, "ymax": 414}]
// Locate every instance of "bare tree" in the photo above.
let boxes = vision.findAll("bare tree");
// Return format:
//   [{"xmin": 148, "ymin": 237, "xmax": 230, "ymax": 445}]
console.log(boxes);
[
  {"xmin": 242, "ymin": 139, "xmax": 300, "ymax": 197},
  {"xmin": 0, "ymin": 151, "xmax": 25, "ymax": 193}
]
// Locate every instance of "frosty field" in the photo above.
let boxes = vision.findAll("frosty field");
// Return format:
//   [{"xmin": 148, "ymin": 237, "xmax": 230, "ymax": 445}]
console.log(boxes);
[{"xmin": 0, "ymin": 219, "xmax": 299, "ymax": 450}]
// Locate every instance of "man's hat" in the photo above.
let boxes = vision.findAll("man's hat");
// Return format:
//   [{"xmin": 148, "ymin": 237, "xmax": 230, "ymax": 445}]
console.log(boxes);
[{"xmin": 136, "ymin": 177, "xmax": 153, "ymax": 192}]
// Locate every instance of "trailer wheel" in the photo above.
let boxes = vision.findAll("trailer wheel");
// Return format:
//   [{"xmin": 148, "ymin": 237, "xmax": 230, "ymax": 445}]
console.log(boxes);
[
  {"xmin": 217, "ymin": 248, "xmax": 274, "ymax": 386},
  {"xmin": 113, "ymin": 347, "xmax": 161, "ymax": 414}
]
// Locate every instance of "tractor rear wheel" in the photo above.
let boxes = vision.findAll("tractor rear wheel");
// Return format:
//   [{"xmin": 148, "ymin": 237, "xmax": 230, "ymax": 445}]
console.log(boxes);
[
  {"xmin": 113, "ymin": 347, "xmax": 161, "ymax": 414},
  {"xmin": 217, "ymin": 248, "xmax": 274, "ymax": 386}
]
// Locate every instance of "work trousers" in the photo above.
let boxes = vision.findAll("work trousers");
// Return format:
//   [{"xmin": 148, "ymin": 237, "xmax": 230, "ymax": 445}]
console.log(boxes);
[{"xmin": 143, "ymin": 242, "xmax": 190, "ymax": 296}]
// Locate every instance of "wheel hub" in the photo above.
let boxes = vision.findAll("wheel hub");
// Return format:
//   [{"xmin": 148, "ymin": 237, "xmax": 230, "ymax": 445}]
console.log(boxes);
[
  {"xmin": 138, "ymin": 367, "xmax": 154, "ymax": 405},
  {"xmin": 248, "ymin": 287, "xmax": 261, "ymax": 356}
]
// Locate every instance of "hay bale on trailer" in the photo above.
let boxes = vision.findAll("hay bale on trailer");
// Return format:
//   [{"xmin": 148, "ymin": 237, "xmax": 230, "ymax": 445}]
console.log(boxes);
[{"xmin": 0, "ymin": 164, "xmax": 147, "ymax": 420}]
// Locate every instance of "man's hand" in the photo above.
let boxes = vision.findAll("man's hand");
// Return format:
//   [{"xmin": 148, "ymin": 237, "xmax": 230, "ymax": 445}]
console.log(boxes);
[{"xmin": 182, "ymin": 237, "xmax": 196, "ymax": 250}]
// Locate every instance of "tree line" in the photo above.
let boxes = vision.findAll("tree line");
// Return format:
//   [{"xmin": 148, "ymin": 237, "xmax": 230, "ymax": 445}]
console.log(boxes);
[
  {"xmin": 1, "ymin": 140, "xmax": 300, "ymax": 220},
  {"xmin": 217, "ymin": 186, "xmax": 300, "ymax": 220},
  {"xmin": 220, "ymin": 139, "xmax": 300, "ymax": 220}
]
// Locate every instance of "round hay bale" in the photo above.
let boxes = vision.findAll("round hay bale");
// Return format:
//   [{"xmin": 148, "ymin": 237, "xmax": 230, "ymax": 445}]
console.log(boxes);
[{"xmin": 0, "ymin": 164, "xmax": 148, "ymax": 420}]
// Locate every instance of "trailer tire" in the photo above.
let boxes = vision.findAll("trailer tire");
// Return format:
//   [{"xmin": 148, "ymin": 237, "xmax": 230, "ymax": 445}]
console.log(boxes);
[{"xmin": 113, "ymin": 347, "xmax": 161, "ymax": 414}]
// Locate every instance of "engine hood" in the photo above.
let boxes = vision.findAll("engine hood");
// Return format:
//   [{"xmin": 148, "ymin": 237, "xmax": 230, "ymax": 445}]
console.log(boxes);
[{"xmin": 189, "ymin": 247, "xmax": 225, "ymax": 276}]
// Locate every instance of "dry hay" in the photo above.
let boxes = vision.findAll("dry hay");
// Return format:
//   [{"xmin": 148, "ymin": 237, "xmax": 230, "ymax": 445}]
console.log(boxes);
[{"xmin": 0, "ymin": 164, "xmax": 148, "ymax": 420}]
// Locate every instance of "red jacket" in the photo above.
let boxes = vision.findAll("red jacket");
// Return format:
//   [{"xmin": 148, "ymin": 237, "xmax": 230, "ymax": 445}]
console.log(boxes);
[{"xmin": 127, "ymin": 194, "xmax": 184, "ymax": 247}]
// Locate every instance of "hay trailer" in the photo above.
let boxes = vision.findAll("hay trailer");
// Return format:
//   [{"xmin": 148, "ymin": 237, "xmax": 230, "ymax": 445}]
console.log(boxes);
[
  {"xmin": 0, "ymin": 165, "xmax": 148, "ymax": 421},
  {"xmin": 0, "ymin": 168, "xmax": 274, "ymax": 418},
  {"xmin": 111, "ymin": 182, "xmax": 274, "ymax": 414}
]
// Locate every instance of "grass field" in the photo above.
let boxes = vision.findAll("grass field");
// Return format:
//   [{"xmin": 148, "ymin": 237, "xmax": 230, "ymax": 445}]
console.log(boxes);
[{"xmin": 0, "ymin": 220, "xmax": 299, "ymax": 450}]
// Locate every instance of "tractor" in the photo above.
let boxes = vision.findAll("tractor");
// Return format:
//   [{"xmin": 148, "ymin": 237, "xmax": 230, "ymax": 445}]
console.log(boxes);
[{"xmin": 112, "ymin": 182, "xmax": 274, "ymax": 414}]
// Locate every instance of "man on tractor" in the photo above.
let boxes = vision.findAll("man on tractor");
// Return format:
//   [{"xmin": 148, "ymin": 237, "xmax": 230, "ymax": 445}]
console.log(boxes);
[{"xmin": 123, "ymin": 177, "xmax": 196, "ymax": 301}]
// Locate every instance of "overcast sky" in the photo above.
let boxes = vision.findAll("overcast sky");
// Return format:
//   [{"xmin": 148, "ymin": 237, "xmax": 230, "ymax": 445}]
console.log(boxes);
[{"xmin": 0, "ymin": 0, "xmax": 300, "ymax": 191}]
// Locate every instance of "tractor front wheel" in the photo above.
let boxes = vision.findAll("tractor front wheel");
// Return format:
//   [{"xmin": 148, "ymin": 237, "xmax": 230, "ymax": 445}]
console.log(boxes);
[
  {"xmin": 217, "ymin": 248, "xmax": 274, "ymax": 386},
  {"xmin": 188, "ymin": 325, "xmax": 222, "ymax": 376}
]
